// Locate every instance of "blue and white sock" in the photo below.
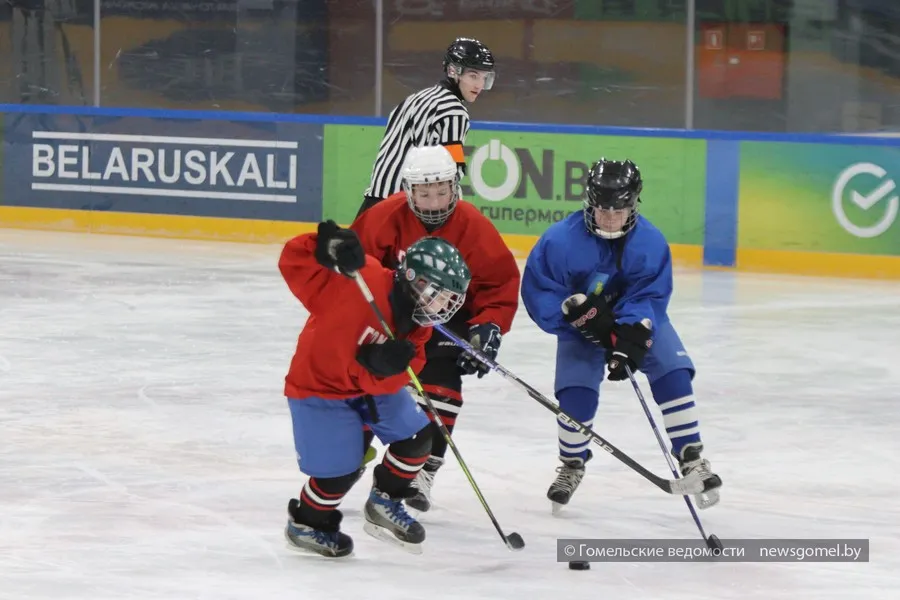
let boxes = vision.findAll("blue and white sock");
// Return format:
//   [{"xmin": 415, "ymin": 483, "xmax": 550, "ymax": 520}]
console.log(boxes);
[
  {"xmin": 650, "ymin": 369, "xmax": 701, "ymax": 458},
  {"xmin": 556, "ymin": 386, "xmax": 599, "ymax": 462}
]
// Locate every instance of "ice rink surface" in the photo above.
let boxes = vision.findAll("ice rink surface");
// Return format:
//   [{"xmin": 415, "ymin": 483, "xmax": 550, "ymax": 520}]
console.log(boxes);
[{"xmin": 2, "ymin": 229, "xmax": 898, "ymax": 600}]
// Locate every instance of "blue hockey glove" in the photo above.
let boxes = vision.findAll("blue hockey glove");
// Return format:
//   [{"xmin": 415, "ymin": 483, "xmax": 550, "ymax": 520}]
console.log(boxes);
[
  {"xmin": 562, "ymin": 293, "xmax": 615, "ymax": 348},
  {"xmin": 457, "ymin": 323, "xmax": 501, "ymax": 378},
  {"xmin": 606, "ymin": 321, "xmax": 653, "ymax": 381}
]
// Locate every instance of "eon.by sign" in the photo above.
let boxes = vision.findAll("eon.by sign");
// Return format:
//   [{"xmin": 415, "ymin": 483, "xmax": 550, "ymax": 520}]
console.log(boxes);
[
  {"xmin": 464, "ymin": 139, "xmax": 589, "ymax": 203},
  {"xmin": 468, "ymin": 139, "xmax": 523, "ymax": 202},
  {"xmin": 832, "ymin": 162, "xmax": 898, "ymax": 238}
]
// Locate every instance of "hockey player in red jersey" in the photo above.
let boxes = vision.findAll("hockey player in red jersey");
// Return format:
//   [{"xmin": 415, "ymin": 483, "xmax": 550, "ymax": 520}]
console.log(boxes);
[
  {"xmin": 350, "ymin": 145, "xmax": 520, "ymax": 512},
  {"xmin": 278, "ymin": 220, "xmax": 472, "ymax": 557}
]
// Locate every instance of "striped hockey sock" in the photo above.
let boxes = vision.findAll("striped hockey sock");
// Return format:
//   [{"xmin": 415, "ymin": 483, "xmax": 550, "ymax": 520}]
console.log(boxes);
[
  {"xmin": 294, "ymin": 474, "xmax": 356, "ymax": 527},
  {"xmin": 649, "ymin": 369, "xmax": 702, "ymax": 457},
  {"xmin": 556, "ymin": 386, "xmax": 600, "ymax": 461},
  {"xmin": 374, "ymin": 440, "xmax": 431, "ymax": 498},
  {"xmin": 418, "ymin": 384, "xmax": 463, "ymax": 459}
]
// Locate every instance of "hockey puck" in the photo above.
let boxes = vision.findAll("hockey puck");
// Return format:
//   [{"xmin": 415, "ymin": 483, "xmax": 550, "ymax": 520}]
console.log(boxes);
[
  {"xmin": 568, "ymin": 561, "xmax": 590, "ymax": 570},
  {"xmin": 707, "ymin": 535, "xmax": 723, "ymax": 550}
]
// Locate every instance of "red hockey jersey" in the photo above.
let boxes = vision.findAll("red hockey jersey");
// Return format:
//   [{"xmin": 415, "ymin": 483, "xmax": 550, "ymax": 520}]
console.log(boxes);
[
  {"xmin": 278, "ymin": 232, "xmax": 431, "ymax": 400},
  {"xmin": 350, "ymin": 193, "xmax": 520, "ymax": 334}
]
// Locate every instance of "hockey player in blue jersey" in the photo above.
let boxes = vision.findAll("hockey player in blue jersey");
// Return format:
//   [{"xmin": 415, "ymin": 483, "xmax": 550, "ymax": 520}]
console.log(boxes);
[{"xmin": 520, "ymin": 158, "xmax": 722, "ymax": 512}]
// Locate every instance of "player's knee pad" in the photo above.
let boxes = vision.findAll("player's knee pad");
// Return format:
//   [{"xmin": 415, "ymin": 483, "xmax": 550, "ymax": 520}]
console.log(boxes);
[
  {"xmin": 387, "ymin": 423, "xmax": 433, "ymax": 461},
  {"xmin": 375, "ymin": 425, "xmax": 434, "ymax": 496},
  {"xmin": 650, "ymin": 368, "xmax": 693, "ymax": 403},
  {"xmin": 310, "ymin": 470, "xmax": 361, "ymax": 497},
  {"xmin": 553, "ymin": 338, "xmax": 606, "ymax": 394},
  {"xmin": 557, "ymin": 386, "xmax": 599, "ymax": 423}
]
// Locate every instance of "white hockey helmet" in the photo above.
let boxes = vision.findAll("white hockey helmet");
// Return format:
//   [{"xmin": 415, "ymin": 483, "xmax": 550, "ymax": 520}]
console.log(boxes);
[{"xmin": 401, "ymin": 145, "xmax": 460, "ymax": 227}]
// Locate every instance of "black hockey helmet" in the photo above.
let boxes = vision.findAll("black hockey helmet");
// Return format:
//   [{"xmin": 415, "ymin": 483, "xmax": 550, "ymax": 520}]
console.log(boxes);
[
  {"xmin": 583, "ymin": 158, "xmax": 643, "ymax": 239},
  {"xmin": 443, "ymin": 37, "xmax": 495, "ymax": 90}
]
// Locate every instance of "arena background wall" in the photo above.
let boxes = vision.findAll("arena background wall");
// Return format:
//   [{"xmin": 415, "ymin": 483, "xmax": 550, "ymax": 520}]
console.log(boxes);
[{"xmin": 2, "ymin": 104, "xmax": 900, "ymax": 279}]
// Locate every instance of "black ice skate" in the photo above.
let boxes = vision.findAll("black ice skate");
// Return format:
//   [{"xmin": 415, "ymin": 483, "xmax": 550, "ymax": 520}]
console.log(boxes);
[
  {"xmin": 405, "ymin": 456, "xmax": 444, "ymax": 512},
  {"xmin": 547, "ymin": 450, "xmax": 592, "ymax": 514},
  {"xmin": 284, "ymin": 499, "xmax": 354, "ymax": 558},
  {"xmin": 364, "ymin": 487, "xmax": 426, "ymax": 553},
  {"xmin": 678, "ymin": 443, "xmax": 721, "ymax": 509}
]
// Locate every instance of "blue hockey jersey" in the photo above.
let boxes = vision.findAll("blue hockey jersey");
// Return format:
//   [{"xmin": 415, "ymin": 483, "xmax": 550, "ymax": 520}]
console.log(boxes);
[{"xmin": 521, "ymin": 211, "xmax": 673, "ymax": 342}]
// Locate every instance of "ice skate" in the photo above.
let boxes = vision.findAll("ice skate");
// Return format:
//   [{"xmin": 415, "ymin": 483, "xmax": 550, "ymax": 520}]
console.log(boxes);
[
  {"xmin": 284, "ymin": 499, "xmax": 354, "ymax": 558},
  {"xmin": 547, "ymin": 450, "xmax": 592, "ymax": 514},
  {"xmin": 363, "ymin": 487, "xmax": 426, "ymax": 553},
  {"xmin": 678, "ymin": 443, "xmax": 721, "ymax": 509},
  {"xmin": 405, "ymin": 455, "xmax": 444, "ymax": 512}
]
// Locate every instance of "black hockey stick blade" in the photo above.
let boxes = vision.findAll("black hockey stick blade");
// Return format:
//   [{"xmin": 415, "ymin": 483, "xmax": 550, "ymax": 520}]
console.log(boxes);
[
  {"xmin": 435, "ymin": 323, "xmax": 706, "ymax": 496},
  {"xmin": 505, "ymin": 532, "xmax": 525, "ymax": 551}
]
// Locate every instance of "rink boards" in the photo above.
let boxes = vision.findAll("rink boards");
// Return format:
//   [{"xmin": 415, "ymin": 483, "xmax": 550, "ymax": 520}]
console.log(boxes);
[{"xmin": 1, "ymin": 104, "xmax": 900, "ymax": 279}]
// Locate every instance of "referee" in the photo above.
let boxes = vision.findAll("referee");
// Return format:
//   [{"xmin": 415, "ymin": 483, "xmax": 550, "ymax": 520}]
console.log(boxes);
[{"xmin": 356, "ymin": 37, "xmax": 495, "ymax": 218}]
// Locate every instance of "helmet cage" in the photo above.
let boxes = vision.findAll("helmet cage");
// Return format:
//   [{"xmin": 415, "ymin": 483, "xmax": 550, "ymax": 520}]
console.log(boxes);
[
  {"xmin": 583, "ymin": 159, "xmax": 642, "ymax": 239},
  {"xmin": 399, "ymin": 235, "xmax": 471, "ymax": 327},
  {"xmin": 402, "ymin": 176, "xmax": 459, "ymax": 226},
  {"xmin": 584, "ymin": 186, "xmax": 640, "ymax": 239},
  {"xmin": 406, "ymin": 274, "xmax": 467, "ymax": 326}
]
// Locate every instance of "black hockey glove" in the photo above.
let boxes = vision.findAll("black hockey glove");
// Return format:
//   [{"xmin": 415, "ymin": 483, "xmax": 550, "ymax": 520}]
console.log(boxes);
[
  {"xmin": 314, "ymin": 220, "xmax": 365, "ymax": 277},
  {"xmin": 606, "ymin": 321, "xmax": 653, "ymax": 381},
  {"xmin": 356, "ymin": 339, "xmax": 416, "ymax": 378},
  {"xmin": 457, "ymin": 322, "xmax": 501, "ymax": 378},
  {"xmin": 561, "ymin": 293, "xmax": 616, "ymax": 348}
]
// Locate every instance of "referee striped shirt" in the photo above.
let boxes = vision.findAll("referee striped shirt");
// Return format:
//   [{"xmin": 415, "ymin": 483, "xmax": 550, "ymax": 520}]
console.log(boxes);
[{"xmin": 364, "ymin": 82, "xmax": 469, "ymax": 200}]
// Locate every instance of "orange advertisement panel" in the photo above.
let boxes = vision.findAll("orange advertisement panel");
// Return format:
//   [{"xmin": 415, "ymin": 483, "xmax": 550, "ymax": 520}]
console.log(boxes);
[{"xmin": 697, "ymin": 22, "xmax": 785, "ymax": 101}]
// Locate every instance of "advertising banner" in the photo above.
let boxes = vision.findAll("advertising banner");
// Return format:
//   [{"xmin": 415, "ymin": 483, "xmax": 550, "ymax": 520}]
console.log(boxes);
[
  {"xmin": 323, "ymin": 124, "xmax": 706, "ymax": 245},
  {"xmin": 2, "ymin": 113, "xmax": 324, "ymax": 223},
  {"xmin": 0, "ymin": 114, "xmax": 4, "ymax": 206},
  {"xmin": 738, "ymin": 141, "xmax": 900, "ymax": 256},
  {"xmin": 322, "ymin": 124, "xmax": 384, "ymax": 224}
]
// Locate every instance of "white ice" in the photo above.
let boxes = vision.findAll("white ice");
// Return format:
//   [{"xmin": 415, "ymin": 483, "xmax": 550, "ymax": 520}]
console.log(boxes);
[{"xmin": 1, "ymin": 229, "xmax": 898, "ymax": 600}]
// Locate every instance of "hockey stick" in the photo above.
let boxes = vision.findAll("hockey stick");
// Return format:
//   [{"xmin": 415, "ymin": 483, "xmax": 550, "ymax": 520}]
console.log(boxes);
[
  {"xmin": 624, "ymin": 365, "xmax": 723, "ymax": 550},
  {"xmin": 434, "ymin": 323, "xmax": 710, "ymax": 497},
  {"xmin": 351, "ymin": 272, "xmax": 525, "ymax": 551}
]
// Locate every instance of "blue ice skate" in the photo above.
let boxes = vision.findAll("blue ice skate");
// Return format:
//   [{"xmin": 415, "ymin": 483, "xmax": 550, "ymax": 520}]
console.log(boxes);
[
  {"xmin": 363, "ymin": 487, "xmax": 426, "ymax": 554},
  {"xmin": 284, "ymin": 499, "xmax": 353, "ymax": 558}
]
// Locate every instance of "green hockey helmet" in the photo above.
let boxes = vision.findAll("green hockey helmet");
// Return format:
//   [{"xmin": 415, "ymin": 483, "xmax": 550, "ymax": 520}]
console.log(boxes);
[{"xmin": 399, "ymin": 237, "xmax": 471, "ymax": 326}]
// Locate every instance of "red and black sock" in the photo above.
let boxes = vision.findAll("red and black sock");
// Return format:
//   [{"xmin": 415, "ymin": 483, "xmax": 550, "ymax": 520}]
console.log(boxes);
[
  {"xmin": 373, "ymin": 424, "xmax": 433, "ymax": 497},
  {"xmin": 290, "ymin": 471, "xmax": 358, "ymax": 529},
  {"xmin": 421, "ymin": 384, "xmax": 463, "ymax": 459}
]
